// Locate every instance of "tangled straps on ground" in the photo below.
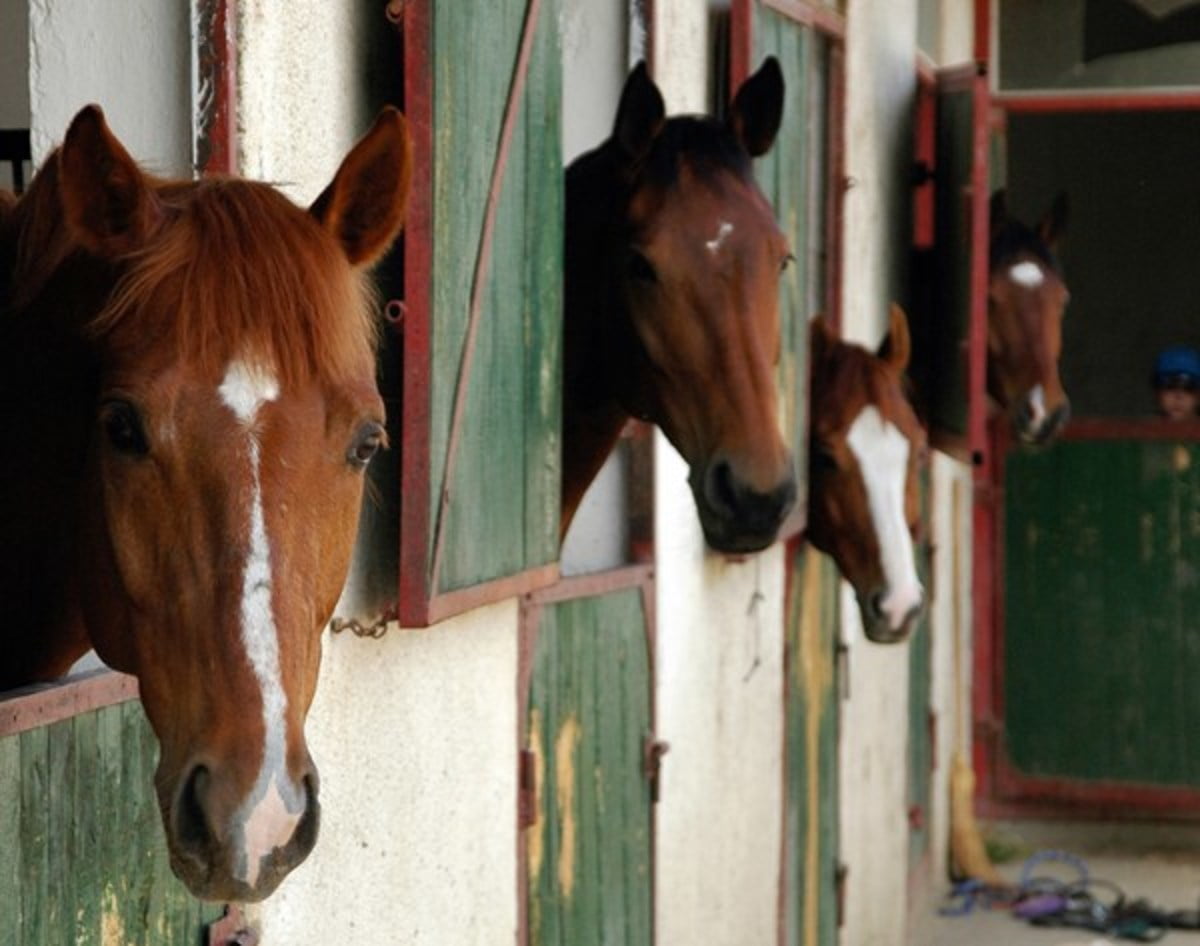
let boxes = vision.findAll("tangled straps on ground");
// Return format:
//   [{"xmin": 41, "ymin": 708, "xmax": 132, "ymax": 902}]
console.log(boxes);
[{"xmin": 939, "ymin": 849, "xmax": 1200, "ymax": 942}]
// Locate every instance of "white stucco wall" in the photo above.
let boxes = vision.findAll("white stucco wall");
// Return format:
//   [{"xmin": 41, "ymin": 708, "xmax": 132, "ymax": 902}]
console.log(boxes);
[
  {"xmin": 236, "ymin": 6, "xmax": 518, "ymax": 944},
  {"xmin": 837, "ymin": 2, "xmax": 920, "ymax": 945},
  {"xmin": 236, "ymin": 0, "xmax": 371, "ymax": 201},
  {"xmin": 262, "ymin": 601, "xmax": 519, "ymax": 945},
  {"xmin": 648, "ymin": 9, "xmax": 786, "ymax": 944},
  {"xmin": 27, "ymin": 0, "xmax": 190, "ymax": 175}
]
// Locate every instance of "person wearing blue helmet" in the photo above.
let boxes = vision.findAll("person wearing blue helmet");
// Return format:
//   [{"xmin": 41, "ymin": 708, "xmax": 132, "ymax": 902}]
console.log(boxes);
[{"xmin": 1152, "ymin": 346, "xmax": 1200, "ymax": 420}]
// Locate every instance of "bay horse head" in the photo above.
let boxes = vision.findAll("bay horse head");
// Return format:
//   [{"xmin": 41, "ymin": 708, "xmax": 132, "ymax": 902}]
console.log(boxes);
[
  {"xmin": 989, "ymin": 189, "xmax": 1070, "ymax": 445},
  {"xmin": 807, "ymin": 306, "xmax": 926, "ymax": 644},
  {"xmin": 562, "ymin": 59, "xmax": 796, "ymax": 554},
  {"xmin": 0, "ymin": 106, "xmax": 411, "ymax": 900}
]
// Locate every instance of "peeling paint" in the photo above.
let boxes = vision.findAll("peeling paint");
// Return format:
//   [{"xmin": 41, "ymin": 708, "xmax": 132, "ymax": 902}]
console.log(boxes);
[
  {"xmin": 527, "ymin": 708, "xmax": 546, "ymax": 883},
  {"xmin": 101, "ymin": 886, "xmax": 126, "ymax": 946},
  {"xmin": 554, "ymin": 714, "xmax": 582, "ymax": 899},
  {"xmin": 797, "ymin": 551, "xmax": 833, "ymax": 946}
]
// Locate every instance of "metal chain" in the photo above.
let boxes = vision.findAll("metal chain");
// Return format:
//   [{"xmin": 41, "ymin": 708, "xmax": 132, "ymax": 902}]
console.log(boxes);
[{"xmin": 329, "ymin": 605, "xmax": 399, "ymax": 639}]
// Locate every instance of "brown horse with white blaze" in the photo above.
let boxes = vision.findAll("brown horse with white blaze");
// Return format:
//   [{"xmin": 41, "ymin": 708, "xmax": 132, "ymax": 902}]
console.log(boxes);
[
  {"xmin": 989, "ymin": 189, "xmax": 1070, "ymax": 444},
  {"xmin": 807, "ymin": 306, "xmax": 927, "ymax": 643},
  {"xmin": 0, "ymin": 106, "xmax": 411, "ymax": 900},
  {"xmin": 562, "ymin": 59, "xmax": 796, "ymax": 553}
]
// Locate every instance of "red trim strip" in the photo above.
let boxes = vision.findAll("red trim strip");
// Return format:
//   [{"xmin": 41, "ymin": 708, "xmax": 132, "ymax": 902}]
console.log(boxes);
[
  {"xmin": 194, "ymin": 0, "xmax": 238, "ymax": 175},
  {"xmin": 399, "ymin": 0, "xmax": 436, "ymax": 626},
  {"xmin": 1059, "ymin": 418, "xmax": 1200, "ymax": 441},
  {"xmin": 0, "ymin": 670, "xmax": 138, "ymax": 738},
  {"xmin": 428, "ymin": 0, "xmax": 544, "ymax": 598},
  {"xmin": 996, "ymin": 91, "xmax": 1200, "ymax": 113},
  {"xmin": 423, "ymin": 563, "xmax": 559, "ymax": 626},
  {"xmin": 761, "ymin": 0, "xmax": 846, "ymax": 38},
  {"xmin": 524, "ymin": 563, "xmax": 652, "ymax": 606},
  {"xmin": 730, "ymin": 0, "xmax": 752, "ymax": 89}
]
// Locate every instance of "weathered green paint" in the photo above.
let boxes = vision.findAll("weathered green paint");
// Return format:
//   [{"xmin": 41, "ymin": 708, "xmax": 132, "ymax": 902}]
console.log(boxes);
[
  {"xmin": 751, "ymin": 2, "xmax": 826, "ymax": 514},
  {"xmin": 428, "ymin": 0, "xmax": 562, "ymax": 594},
  {"xmin": 526, "ymin": 589, "xmax": 653, "ymax": 946},
  {"xmin": 0, "ymin": 699, "xmax": 222, "ymax": 944},
  {"xmin": 1005, "ymin": 440, "xmax": 1200, "ymax": 785},
  {"xmin": 907, "ymin": 469, "xmax": 933, "ymax": 866},
  {"xmin": 783, "ymin": 544, "xmax": 840, "ymax": 946}
]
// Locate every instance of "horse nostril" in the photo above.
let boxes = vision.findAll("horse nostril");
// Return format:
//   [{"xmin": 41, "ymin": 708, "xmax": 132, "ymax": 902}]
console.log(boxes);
[
  {"xmin": 868, "ymin": 591, "xmax": 886, "ymax": 619},
  {"xmin": 176, "ymin": 764, "xmax": 214, "ymax": 859},
  {"xmin": 706, "ymin": 459, "xmax": 739, "ymax": 517}
]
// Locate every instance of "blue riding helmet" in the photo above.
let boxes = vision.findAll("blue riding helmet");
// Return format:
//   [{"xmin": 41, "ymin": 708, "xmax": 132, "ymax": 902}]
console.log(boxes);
[{"xmin": 1153, "ymin": 346, "xmax": 1200, "ymax": 390}]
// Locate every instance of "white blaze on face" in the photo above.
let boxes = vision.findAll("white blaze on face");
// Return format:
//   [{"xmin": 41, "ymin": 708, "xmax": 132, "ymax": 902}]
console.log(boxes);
[
  {"xmin": 705, "ymin": 220, "xmax": 734, "ymax": 254},
  {"xmin": 1009, "ymin": 260, "xmax": 1045, "ymax": 289},
  {"xmin": 845, "ymin": 405, "xmax": 923, "ymax": 631},
  {"xmin": 1026, "ymin": 383, "xmax": 1047, "ymax": 430},
  {"xmin": 218, "ymin": 359, "xmax": 303, "ymax": 887}
]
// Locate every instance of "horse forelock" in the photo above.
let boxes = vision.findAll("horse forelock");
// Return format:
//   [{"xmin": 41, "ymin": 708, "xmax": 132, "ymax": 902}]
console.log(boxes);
[
  {"xmin": 9, "ymin": 167, "xmax": 376, "ymax": 389},
  {"xmin": 639, "ymin": 116, "xmax": 752, "ymax": 192},
  {"xmin": 990, "ymin": 219, "xmax": 1060, "ymax": 278},
  {"xmin": 95, "ymin": 179, "xmax": 377, "ymax": 388}
]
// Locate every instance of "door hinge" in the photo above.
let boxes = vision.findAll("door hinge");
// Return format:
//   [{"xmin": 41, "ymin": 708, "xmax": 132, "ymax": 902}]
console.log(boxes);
[
  {"xmin": 518, "ymin": 747, "xmax": 538, "ymax": 830},
  {"xmin": 835, "ymin": 862, "xmax": 849, "ymax": 928},
  {"xmin": 643, "ymin": 737, "xmax": 670, "ymax": 804},
  {"xmin": 836, "ymin": 640, "xmax": 851, "ymax": 701}
]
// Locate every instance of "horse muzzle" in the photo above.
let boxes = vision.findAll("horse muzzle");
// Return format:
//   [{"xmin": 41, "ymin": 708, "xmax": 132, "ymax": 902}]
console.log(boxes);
[
  {"xmin": 691, "ymin": 456, "xmax": 797, "ymax": 553},
  {"xmin": 1014, "ymin": 388, "xmax": 1070, "ymax": 446},
  {"xmin": 164, "ymin": 758, "xmax": 321, "ymax": 902},
  {"xmin": 858, "ymin": 585, "xmax": 924, "ymax": 644}
]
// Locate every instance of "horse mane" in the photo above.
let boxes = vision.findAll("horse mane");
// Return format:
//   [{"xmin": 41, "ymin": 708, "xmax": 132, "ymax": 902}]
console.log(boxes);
[
  {"xmin": 5, "ymin": 156, "xmax": 377, "ymax": 389},
  {"xmin": 640, "ymin": 116, "xmax": 752, "ymax": 190}
]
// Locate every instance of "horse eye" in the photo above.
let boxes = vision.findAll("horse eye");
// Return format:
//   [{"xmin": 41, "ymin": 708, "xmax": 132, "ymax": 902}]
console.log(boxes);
[
  {"xmin": 348, "ymin": 422, "xmax": 386, "ymax": 470},
  {"xmin": 100, "ymin": 400, "xmax": 149, "ymax": 456},
  {"xmin": 780, "ymin": 253, "xmax": 796, "ymax": 273},
  {"xmin": 812, "ymin": 444, "xmax": 838, "ymax": 472},
  {"xmin": 627, "ymin": 250, "xmax": 657, "ymax": 284}
]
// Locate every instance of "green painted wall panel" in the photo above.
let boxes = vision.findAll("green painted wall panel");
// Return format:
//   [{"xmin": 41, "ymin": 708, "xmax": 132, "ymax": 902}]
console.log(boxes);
[
  {"xmin": 0, "ymin": 699, "xmax": 221, "ymax": 944},
  {"xmin": 1005, "ymin": 440, "xmax": 1200, "ymax": 785},
  {"xmin": 751, "ymin": 4, "xmax": 821, "ymax": 514},
  {"xmin": 527, "ymin": 589, "xmax": 652, "ymax": 946},
  {"xmin": 783, "ymin": 544, "xmax": 840, "ymax": 946},
  {"xmin": 429, "ymin": 0, "xmax": 562, "ymax": 594},
  {"xmin": 907, "ymin": 470, "xmax": 933, "ymax": 866}
]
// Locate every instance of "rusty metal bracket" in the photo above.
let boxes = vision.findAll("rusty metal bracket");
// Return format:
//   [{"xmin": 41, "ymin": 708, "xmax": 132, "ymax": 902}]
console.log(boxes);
[
  {"xmin": 643, "ymin": 737, "xmax": 670, "ymax": 804},
  {"xmin": 518, "ymin": 747, "xmax": 538, "ymax": 829}
]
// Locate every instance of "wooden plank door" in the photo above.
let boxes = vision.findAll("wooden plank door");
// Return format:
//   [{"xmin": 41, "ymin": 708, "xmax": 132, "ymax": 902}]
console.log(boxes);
[
  {"xmin": 0, "ymin": 697, "xmax": 222, "ymax": 946},
  {"xmin": 994, "ymin": 431, "xmax": 1200, "ymax": 814},
  {"xmin": 521, "ymin": 579, "xmax": 655, "ymax": 946},
  {"xmin": 782, "ymin": 543, "xmax": 840, "ymax": 946},
  {"xmin": 400, "ymin": 0, "xmax": 563, "ymax": 624}
]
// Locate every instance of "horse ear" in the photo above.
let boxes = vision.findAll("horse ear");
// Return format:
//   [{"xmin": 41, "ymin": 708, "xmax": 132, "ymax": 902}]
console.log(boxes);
[
  {"xmin": 58, "ymin": 105, "xmax": 162, "ymax": 256},
  {"xmin": 613, "ymin": 62, "xmax": 665, "ymax": 162},
  {"xmin": 310, "ymin": 107, "xmax": 412, "ymax": 267},
  {"xmin": 809, "ymin": 314, "xmax": 837, "ymax": 365},
  {"xmin": 877, "ymin": 303, "xmax": 911, "ymax": 375},
  {"xmin": 730, "ymin": 57, "xmax": 784, "ymax": 158},
  {"xmin": 1037, "ymin": 190, "xmax": 1068, "ymax": 252}
]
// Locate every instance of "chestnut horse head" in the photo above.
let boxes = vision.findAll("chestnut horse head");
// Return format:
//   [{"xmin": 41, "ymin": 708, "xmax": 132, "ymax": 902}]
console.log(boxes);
[
  {"xmin": 562, "ymin": 59, "xmax": 796, "ymax": 553},
  {"xmin": 0, "ymin": 106, "xmax": 411, "ymax": 900},
  {"xmin": 807, "ymin": 306, "xmax": 927, "ymax": 643},
  {"xmin": 989, "ymin": 189, "xmax": 1070, "ymax": 444}
]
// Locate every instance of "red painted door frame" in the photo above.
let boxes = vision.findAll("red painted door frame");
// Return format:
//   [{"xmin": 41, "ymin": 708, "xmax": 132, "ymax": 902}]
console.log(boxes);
[{"xmin": 971, "ymin": 0, "xmax": 1200, "ymax": 817}]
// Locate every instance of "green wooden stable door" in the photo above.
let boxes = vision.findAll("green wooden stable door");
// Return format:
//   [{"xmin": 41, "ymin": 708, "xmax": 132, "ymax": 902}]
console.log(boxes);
[
  {"xmin": 1004, "ymin": 438, "xmax": 1200, "ymax": 799},
  {"xmin": 524, "ymin": 588, "xmax": 653, "ymax": 946}
]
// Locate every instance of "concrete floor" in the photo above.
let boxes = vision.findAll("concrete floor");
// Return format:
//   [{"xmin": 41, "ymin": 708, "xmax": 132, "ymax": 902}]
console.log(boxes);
[{"xmin": 916, "ymin": 821, "xmax": 1200, "ymax": 945}]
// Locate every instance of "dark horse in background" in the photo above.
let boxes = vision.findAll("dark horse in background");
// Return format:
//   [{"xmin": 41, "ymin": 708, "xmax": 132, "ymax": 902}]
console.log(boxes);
[
  {"xmin": 989, "ymin": 189, "xmax": 1070, "ymax": 444},
  {"xmin": 561, "ymin": 58, "xmax": 797, "ymax": 553},
  {"xmin": 0, "ymin": 106, "xmax": 411, "ymax": 901}
]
